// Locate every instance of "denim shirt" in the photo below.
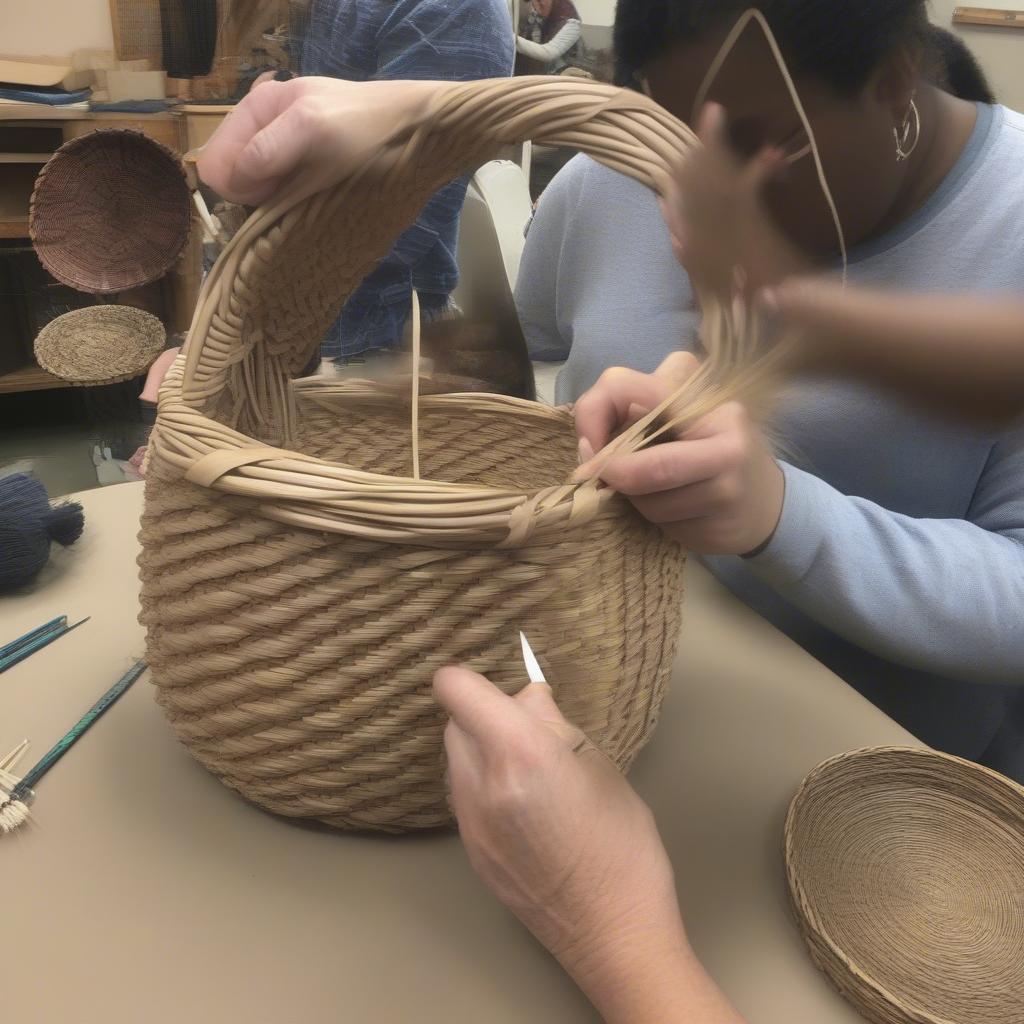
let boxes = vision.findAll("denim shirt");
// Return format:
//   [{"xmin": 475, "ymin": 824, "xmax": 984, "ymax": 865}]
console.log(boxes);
[{"xmin": 301, "ymin": 0, "xmax": 514, "ymax": 357}]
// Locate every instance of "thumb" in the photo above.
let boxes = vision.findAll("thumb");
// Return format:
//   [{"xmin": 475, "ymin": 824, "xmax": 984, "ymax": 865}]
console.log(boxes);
[
  {"xmin": 433, "ymin": 666, "xmax": 516, "ymax": 746},
  {"xmin": 514, "ymin": 681, "xmax": 579, "ymax": 738},
  {"xmin": 655, "ymin": 350, "xmax": 701, "ymax": 389}
]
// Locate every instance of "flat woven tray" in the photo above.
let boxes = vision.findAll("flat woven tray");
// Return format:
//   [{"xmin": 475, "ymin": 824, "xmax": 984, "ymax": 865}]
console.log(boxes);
[
  {"xmin": 34, "ymin": 305, "xmax": 166, "ymax": 386},
  {"xmin": 30, "ymin": 129, "xmax": 192, "ymax": 294},
  {"xmin": 785, "ymin": 746, "xmax": 1024, "ymax": 1024}
]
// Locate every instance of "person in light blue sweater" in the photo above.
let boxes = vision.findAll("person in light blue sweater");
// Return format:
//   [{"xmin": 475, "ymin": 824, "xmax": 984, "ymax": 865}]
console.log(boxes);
[
  {"xmin": 198, "ymin": 22, "xmax": 1022, "ymax": 1016},
  {"xmin": 517, "ymin": 2, "xmax": 1024, "ymax": 784}
]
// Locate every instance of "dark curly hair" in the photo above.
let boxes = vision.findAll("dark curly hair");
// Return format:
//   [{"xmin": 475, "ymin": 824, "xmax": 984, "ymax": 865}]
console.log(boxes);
[
  {"xmin": 614, "ymin": 1, "xmax": 930, "ymax": 94},
  {"xmin": 924, "ymin": 25, "xmax": 995, "ymax": 103}
]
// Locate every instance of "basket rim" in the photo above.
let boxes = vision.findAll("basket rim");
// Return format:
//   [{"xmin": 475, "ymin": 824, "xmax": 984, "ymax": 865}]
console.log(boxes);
[
  {"xmin": 783, "ymin": 745, "xmax": 1024, "ymax": 1023},
  {"xmin": 153, "ymin": 356, "xmax": 617, "ymax": 548}
]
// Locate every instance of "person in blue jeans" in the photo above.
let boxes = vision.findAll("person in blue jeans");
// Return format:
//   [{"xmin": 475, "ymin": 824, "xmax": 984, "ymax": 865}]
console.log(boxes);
[{"xmin": 299, "ymin": 0, "xmax": 514, "ymax": 362}]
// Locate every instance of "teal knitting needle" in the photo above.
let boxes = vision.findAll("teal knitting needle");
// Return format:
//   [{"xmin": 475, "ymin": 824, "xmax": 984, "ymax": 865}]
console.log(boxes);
[
  {"xmin": 0, "ymin": 617, "xmax": 89, "ymax": 674},
  {"xmin": 0, "ymin": 659, "xmax": 148, "ymax": 834},
  {"xmin": 0, "ymin": 616, "xmax": 66, "ymax": 662}
]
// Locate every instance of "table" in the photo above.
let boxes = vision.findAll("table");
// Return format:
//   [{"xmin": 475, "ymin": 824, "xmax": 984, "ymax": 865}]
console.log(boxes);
[{"xmin": 1, "ymin": 482, "xmax": 920, "ymax": 1023}]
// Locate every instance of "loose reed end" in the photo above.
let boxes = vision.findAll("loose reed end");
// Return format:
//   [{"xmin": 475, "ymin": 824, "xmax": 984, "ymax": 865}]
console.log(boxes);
[{"xmin": 0, "ymin": 800, "xmax": 30, "ymax": 835}]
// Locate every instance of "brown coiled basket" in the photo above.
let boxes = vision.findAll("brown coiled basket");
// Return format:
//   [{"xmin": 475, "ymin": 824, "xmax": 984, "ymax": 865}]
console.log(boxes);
[
  {"xmin": 30, "ymin": 129, "xmax": 192, "ymax": 294},
  {"xmin": 138, "ymin": 78, "xmax": 704, "ymax": 832},
  {"xmin": 785, "ymin": 746, "xmax": 1024, "ymax": 1024}
]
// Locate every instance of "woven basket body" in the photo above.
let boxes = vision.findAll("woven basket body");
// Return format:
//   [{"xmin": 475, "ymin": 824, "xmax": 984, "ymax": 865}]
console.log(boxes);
[{"xmin": 139, "ymin": 78, "xmax": 699, "ymax": 831}]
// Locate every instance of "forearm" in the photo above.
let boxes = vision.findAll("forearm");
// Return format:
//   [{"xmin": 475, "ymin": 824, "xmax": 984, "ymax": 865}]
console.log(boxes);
[
  {"xmin": 555, "ymin": 912, "xmax": 745, "ymax": 1024},
  {"xmin": 770, "ymin": 284, "xmax": 1024, "ymax": 425},
  {"xmin": 516, "ymin": 21, "xmax": 582, "ymax": 62},
  {"xmin": 747, "ymin": 464, "xmax": 1024, "ymax": 682}
]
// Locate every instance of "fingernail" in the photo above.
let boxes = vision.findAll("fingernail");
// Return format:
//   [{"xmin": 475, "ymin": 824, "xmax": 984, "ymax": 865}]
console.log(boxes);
[{"xmin": 577, "ymin": 437, "xmax": 594, "ymax": 465}]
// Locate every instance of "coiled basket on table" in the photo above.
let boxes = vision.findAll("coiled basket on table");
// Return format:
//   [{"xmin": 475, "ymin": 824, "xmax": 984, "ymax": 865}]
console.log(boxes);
[{"xmin": 138, "ymin": 78, "xmax": 704, "ymax": 831}]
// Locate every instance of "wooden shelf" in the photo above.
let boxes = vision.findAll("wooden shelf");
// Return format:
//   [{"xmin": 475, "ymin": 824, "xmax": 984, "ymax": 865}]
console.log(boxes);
[
  {"xmin": 0, "ymin": 104, "xmax": 176, "ymax": 121},
  {"xmin": 0, "ymin": 362, "xmax": 66, "ymax": 394},
  {"xmin": 952, "ymin": 6, "xmax": 1024, "ymax": 27},
  {"xmin": 0, "ymin": 162, "xmax": 39, "ymax": 238},
  {"xmin": 0, "ymin": 153, "xmax": 51, "ymax": 164},
  {"xmin": 0, "ymin": 217, "xmax": 30, "ymax": 239}
]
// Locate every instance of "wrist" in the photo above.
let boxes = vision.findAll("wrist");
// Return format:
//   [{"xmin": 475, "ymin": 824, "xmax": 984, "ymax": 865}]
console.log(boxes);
[
  {"xmin": 742, "ymin": 454, "xmax": 785, "ymax": 557},
  {"xmin": 558, "ymin": 897, "xmax": 696, "ymax": 1023}
]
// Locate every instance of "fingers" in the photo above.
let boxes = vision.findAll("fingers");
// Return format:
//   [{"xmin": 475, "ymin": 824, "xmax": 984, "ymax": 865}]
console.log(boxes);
[
  {"xmin": 231, "ymin": 97, "xmax": 322, "ymax": 204},
  {"xmin": 574, "ymin": 367, "xmax": 672, "ymax": 454},
  {"xmin": 588, "ymin": 401, "xmax": 748, "ymax": 498},
  {"xmin": 574, "ymin": 351, "xmax": 700, "ymax": 456},
  {"xmin": 434, "ymin": 664, "xmax": 572, "ymax": 731},
  {"xmin": 696, "ymin": 101, "xmax": 728, "ymax": 148},
  {"xmin": 630, "ymin": 474, "xmax": 742, "ymax": 524},
  {"xmin": 197, "ymin": 79, "xmax": 304, "ymax": 204},
  {"xmin": 758, "ymin": 276, "xmax": 849, "ymax": 324},
  {"xmin": 433, "ymin": 666, "xmax": 517, "ymax": 747},
  {"xmin": 197, "ymin": 79, "xmax": 291, "ymax": 197},
  {"xmin": 654, "ymin": 350, "xmax": 701, "ymax": 389},
  {"xmin": 596, "ymin": 431, "xmax": 730, "ymax": 496},
  {"xmin": 514, "ymin": 678, "xmax": 565, "ymax": 722}
]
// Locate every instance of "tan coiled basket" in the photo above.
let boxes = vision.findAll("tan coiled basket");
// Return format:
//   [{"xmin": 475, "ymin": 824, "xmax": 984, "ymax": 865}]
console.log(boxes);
[{"xmin": 138, "ymin": 78, "xmax": 706, "ymax": 831}]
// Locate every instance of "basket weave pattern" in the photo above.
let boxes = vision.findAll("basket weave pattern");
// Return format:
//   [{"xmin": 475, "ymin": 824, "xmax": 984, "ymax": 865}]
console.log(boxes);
[
  {"xmin": 785, "ymin": 747, "xmax": 1024, "ymax": 1024},
  {"xmin": 30, "ymin": 128, "xmax": 192, "ymax": 295},
  {"xmin": 139, "ymin": 79, "xmax": 699, "ymax": 831},
  {"xmin": 34, "ymin": 304, "xmax": 166, "ymax": 385}
]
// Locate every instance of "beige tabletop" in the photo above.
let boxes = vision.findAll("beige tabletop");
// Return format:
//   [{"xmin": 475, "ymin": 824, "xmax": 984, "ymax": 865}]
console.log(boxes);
[{"xmin": 1, "ymin": 482, "xmax": 919, "ymax": 1024}]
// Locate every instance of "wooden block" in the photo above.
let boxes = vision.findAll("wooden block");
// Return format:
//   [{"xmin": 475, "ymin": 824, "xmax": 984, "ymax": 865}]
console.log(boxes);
[
  {"xmin": 105, "ymin": 70, "xmax": 167, "ymax": 102},
  {"xmin": 0, "ymin": 58, "xmax": 92, "ymax": 92},
  {"xmin": 0, "ymin": 164, "xmax": 39, "ymax": 238},
  {"xmin": 0, "ymin": 363, "xmax": 65, "ymax": 394},
  {"xmin": 184, "ymin": 112, "xmax": 229, "ymax": 151},
  {"xmin": 952, "ymin": 6, "xmax": 1024, "ymax": 27},
  {"xmin": 61, "ymin": 116, "xmax": 184, "ymax": 153}
]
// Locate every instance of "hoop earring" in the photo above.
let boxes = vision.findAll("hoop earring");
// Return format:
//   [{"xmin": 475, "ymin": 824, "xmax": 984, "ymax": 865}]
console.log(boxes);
[{"xmin": 895, "ymin": 98, "xmax": 921, "ymax": 162}]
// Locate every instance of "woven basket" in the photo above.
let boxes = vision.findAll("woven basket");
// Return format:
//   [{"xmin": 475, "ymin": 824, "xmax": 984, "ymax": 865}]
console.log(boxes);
[
  {"xmin": 30, "ymin": 129, "xmax": 192, "ymax": 294},
  {"xmin": 34, "ymin": 305, "xmax": 166, "ymax": 386},
  {"xmin": 785, "ymin": 746, "xmax": 1024, "ymax": 1024},
  {"xmin": 138, "ymin": 78, "xmax": 712, "ymax": 832}
]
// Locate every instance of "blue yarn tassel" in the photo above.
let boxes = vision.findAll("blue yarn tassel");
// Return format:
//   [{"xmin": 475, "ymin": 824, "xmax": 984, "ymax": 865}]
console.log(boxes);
[{"xmin": 0, "ymin": 474, "xmax": 85, "ymax": 591}]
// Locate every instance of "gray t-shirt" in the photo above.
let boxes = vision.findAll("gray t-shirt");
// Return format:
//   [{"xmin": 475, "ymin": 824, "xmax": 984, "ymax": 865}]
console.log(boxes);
[{"xmin": 515, "ymin": 103, "xmax": 1024, "ymax": 781}]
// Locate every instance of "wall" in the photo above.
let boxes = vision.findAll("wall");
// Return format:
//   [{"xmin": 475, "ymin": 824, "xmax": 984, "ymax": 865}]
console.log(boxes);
[
  {"xmin": 930, "ymin": 2, "xmax": 1024, "ymax": 110},
  {"xmin": 0, "ymin": 0, "xmax": 114, "ymax": 59},
  {"xmin": 0, "ymin": 0, "xmax": 1018, "ymax": 106},
  {"xmin": 573, "ymin": 0, "xmax": 615, "ymax": 27}
]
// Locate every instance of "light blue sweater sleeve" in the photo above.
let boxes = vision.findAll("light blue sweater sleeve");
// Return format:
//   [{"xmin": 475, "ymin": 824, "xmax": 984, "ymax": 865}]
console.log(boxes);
[{"xmin": 747, "ymin": 435, "xmax": 1024, "ymax": 684}]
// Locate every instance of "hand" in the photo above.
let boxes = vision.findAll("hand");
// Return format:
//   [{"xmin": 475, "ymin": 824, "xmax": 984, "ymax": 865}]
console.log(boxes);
[
  {"xmin": 574, "ymin": 353, "xmax": 785, "ymax": 556},
  {"xmin": 140, "ymin": 346, "xmax": 181, "ymax": 404},
  {"xmin": 197, "ymin": 76, "xmax": 441, "ymax": 206},
  {"xmin": 759, "ymin": 280, "xmax": 1024, "ymax": 427},
  {"xmin": 435, "ymin": 666, "xmax": 742, "ymax": 1023},
  {"xmin": 127, "ymin": 445, "xmax": 148, "ymax": 479},
  {"xmin": 662, "ymin": 103, "xmax": 806, "ymax": 297}
]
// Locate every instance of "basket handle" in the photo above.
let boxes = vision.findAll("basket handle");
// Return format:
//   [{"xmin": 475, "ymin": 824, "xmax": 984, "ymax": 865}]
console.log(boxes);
[{"xmin": 179, "ymin": 77, "xmax": 699, "ymax": 442}]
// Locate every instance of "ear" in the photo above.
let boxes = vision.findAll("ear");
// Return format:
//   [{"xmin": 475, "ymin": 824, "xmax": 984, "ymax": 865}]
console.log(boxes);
[{"xmin": 869, "ymin": 43, "xmax": 923, "ymax": 125}]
